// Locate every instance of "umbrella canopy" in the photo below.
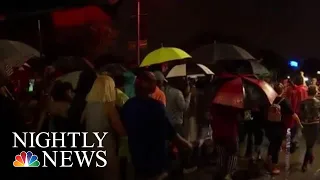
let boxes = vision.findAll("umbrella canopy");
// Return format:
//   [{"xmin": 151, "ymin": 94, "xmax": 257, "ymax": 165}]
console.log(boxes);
[
  {"xmin": 53, "ymin": 57, "xmax": 86, "ymax": 73},
  {"xmin": 0, "ymin": 40, "xmax": 40, "ymax": 68},
  {"xmin": 249, "ymin": 60, "xmax": 270, "ymax": 76},
  {"xmin": 56, "ymin": 71, "xmax": 82, "ymax": 89},
  {"xmin": 99, "ymin": 63, "xmax": 127, "ymax": 76},
  {"xmin": 191, "ymin": 43, "xmax": 255, "ymax": 64},
  {"xmin": 211, "ymin": 74, "xmax": 277, "ymax": 109},
  {"xmin": 215, "ymin": 59, "xmax": 270, "ymax": 76},
  {"xmin": 140, "ymin": 47, "xmax": 191, "ymax": 67},
  {"xmin": 166, "ymin": 63, "xmax": 214, "ymax": 78}
]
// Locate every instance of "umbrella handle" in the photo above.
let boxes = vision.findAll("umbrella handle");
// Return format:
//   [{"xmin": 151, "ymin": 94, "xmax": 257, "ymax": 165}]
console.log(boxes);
[{"xmin": 4, "ymin": 86, "xmax": 14, "ymax": 100}]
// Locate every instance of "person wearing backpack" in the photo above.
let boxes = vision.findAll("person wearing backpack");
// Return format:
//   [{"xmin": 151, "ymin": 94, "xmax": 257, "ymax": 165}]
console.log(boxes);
[
  {"xmin": 299, "ymin": 85, "xmax": 320, "ymax": 172},
  {"xmin": 265, "ymin": 83, "xmax": 302, "ymax": 175}
]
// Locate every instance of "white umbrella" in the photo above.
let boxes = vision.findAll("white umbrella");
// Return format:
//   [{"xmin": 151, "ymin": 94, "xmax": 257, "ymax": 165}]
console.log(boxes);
[
  {"xmin": 0, "ymin": 40, "xmax": 40, "ymax": 67},
  {"xmin": 191, "ymin": 42, "xmax": 255, "ymax": 64},
  {"xmin": 166, "ymin": 63, "xmax": 214, "ymax": 78},
  {"xmin": 56, "ymin": 71, "xmax": 82, "ymax": 89}
]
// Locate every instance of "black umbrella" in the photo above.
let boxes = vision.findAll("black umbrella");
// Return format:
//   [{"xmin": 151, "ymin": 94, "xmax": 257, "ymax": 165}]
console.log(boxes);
[
  {"xmin": 99, "ymin": 63, "xmax": 127, "ymax": 76},
  {"xmin": 212, "ymin": 60, "xmax": 270, "ymax": 76},
  {"xmin": 191, "ymin": 43, "xmax": 255, "ymax": 63},
  {"xmin": 191, "ymin": 43, "xmax": 269, "ymax": 76},
  {"xmin": 52, "ymin": 56, "xmax": 86, "ymax": 73}
]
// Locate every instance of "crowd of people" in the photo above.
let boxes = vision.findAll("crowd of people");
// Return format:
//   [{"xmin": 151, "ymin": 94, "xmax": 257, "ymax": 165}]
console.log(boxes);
[{"xmin": 2, "ymin": 58, "xmax": 320, "ymax": 180}]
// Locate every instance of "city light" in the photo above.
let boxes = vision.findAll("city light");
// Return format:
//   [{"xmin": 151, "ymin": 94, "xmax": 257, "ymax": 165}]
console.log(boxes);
[
  {"xmin": 288, "ymin": 60, "xmax": 299, "ymax": 68},
  {"xmin": 317, "ymin": 71, "xmax": 320, "ymax": 75}
]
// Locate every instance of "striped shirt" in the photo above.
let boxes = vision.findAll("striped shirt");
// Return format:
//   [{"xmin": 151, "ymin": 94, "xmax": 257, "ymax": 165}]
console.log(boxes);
[{"xmin": 299, "ymin": 97, "xmax": 320, "ymax": 124}]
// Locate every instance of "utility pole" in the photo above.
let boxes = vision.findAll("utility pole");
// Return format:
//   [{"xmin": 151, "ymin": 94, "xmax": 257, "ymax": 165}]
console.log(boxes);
[
  {"xmin": 131, "ymin": 0, "xmax": 147, "ymax": 65},
  {"xmin": 137, "ymin": 0, "xmax": 141, "ymax": 65}
]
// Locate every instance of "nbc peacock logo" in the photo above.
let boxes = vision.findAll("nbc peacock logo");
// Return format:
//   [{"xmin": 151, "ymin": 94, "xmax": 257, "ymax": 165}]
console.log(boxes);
[{"xmin": 13, "ymin": 151, "xmax": 40, "ymax": 167}]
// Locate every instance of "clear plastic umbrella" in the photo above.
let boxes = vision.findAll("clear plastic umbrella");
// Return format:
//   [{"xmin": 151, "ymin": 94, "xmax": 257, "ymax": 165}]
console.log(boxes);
[
  {"xmin": 0, "ymin": 40, "xmax": 40, "ymax": 68},
  {"xmin": 56, "ymin": 71, "xmax": 82, "ymax": 89}
]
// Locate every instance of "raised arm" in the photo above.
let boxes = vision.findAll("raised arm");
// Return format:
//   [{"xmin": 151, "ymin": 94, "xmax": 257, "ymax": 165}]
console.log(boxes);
[{"xmin": 176, "ymin": 90, "xmax": 191, "ymax": 112}]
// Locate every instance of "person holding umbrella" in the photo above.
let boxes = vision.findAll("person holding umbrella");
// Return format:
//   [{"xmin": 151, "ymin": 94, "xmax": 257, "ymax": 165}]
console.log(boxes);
[
  {"xmin": 164, "ymin": 77, "xmax": 197, "ymax": 173},
  {"xmin": 210, "ymin": 104, "xmax": 242, "ymax": 180},
  {"xmin": 210, "ymin": 74, "xmax": 278, "ymax": 179}
]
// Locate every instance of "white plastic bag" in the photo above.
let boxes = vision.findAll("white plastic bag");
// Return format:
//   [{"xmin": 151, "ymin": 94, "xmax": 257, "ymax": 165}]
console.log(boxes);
[{"xmin": 199, "ymin": 125, "xmax": 213, "ymax": 147}]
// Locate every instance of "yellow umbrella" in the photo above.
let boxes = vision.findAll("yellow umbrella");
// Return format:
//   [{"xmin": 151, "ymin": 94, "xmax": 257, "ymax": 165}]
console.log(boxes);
[{"xmin": 140, "ymin": 47, "xmax": 191, "ymax": 67}]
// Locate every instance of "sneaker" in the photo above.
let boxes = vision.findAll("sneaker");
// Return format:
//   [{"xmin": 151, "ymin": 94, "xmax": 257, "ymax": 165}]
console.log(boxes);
[
  {"xmin": 183, "ymin": 166, "xmax": 197, "ymax": 174},
  {"xmin": 271, "ymin": 167, "xmax": 280, "ymax": 175}
]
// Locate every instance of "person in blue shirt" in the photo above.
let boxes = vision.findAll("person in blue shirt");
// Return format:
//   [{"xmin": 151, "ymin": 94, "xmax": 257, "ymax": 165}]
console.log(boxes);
[
  {"xmin": 121, "ymin": 71, "xmax": 192, "ymax": 180},
  {"xmin": 123, "ymin": 71, "xmax": 136, "ymax": 98}
]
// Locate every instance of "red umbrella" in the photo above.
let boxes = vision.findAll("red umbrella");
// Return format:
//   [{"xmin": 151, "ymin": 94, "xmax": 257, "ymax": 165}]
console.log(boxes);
[{"xmin": 212, "ymin": 74, "xmax": 277, "ymax": 109}]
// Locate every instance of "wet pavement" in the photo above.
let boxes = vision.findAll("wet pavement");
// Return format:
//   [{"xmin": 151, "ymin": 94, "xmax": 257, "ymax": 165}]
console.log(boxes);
[{"xmin": 183, "ymin": 133, "xmax": 320, "ymax": 180}]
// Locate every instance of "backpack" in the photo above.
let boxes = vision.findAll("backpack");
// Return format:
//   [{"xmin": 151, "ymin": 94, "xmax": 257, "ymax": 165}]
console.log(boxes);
[
  {"xmin": 267, "ymin": 98, "xmax": 284, "ymax": 122},
  {"xmin": 300, "ymin": 98, "xmax": 320, "ymax": 123}
]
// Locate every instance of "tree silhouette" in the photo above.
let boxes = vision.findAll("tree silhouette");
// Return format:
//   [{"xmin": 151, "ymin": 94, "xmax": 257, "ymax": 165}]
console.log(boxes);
[{"xmin": 258, "ymin": 50, "xmax": 289, "ymax": 79}]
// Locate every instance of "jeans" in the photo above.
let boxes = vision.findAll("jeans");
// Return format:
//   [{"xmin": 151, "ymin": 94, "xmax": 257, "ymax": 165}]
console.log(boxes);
[{"xmin": 302, "ymin": 124, "xmax": 319, "ymax": 165}]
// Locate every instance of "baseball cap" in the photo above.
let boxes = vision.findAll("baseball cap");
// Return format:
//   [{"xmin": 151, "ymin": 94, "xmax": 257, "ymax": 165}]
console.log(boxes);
[{"xmin": 153, "ymin": 71, "xmax": 167, "ymax": 82}]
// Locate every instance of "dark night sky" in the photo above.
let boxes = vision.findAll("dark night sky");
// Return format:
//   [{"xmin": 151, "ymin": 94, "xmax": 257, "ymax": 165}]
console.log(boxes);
[
  {"xmin": 112, "ymin": 0, "xmax": 320, "ymax": 60},
  {"xmin": 1, "ymin": 0, "xmax": 320, "ymax": 61}
]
